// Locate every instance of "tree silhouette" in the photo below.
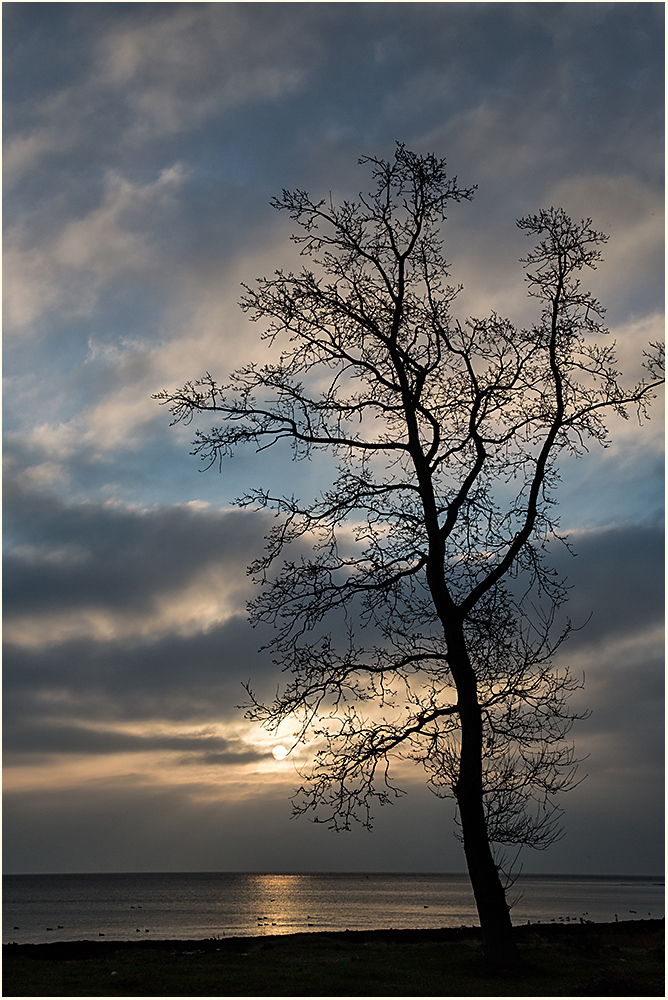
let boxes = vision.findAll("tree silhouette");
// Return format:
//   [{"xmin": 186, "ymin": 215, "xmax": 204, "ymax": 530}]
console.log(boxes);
[{"xmin": 157, "ymin": 146, "xmax": 663, "ymax": 965}]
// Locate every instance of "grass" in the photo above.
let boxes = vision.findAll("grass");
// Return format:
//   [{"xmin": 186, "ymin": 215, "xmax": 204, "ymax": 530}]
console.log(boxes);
[{"xmin": 3, "ymin": 920, "xmax": 664, "ymax": 997}]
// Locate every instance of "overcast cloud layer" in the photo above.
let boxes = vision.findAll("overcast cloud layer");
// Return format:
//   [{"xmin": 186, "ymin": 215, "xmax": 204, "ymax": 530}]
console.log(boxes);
[{"xmin": 3, "ymin": 2, "xmax": 664, "ymax": 875}]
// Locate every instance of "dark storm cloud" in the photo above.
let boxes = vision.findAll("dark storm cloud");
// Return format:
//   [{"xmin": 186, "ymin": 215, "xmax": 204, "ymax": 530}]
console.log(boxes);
[
  {"xmin": 3, "ymin": 720, "xmax": 263, "ymax": 765},
  {"xmin": 3, "ymin": 465, "xmax": 287, "ymax": 746},
  {"xmin": 4, "ymin": 470, "xmax": 662, "ymax": 763},
  {"xmin": 3, "ymin": 615, "xmax": 271, "ymax": 726},
  {"xmin": 573, "ymin": 648, "xmax": 664, "ymax": 777},
  {"xmin": 4, "ymin": 473, "xmax": 265, "ymax": 618},
  {"xmin": 6, "ymin": 466, "xmax": 662, "ymax": 652},
  {"xmin": 540, "ymin": 521, "xmax": 664, "ymax": 762},
  {"xmin": 551, "ymin": 521, "xmax": 664, "ymax": 645}
]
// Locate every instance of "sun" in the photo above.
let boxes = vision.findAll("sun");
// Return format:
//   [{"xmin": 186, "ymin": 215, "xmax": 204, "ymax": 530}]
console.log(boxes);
[{"xmin": 271, "ymin": 745, "xmax": 288, "ymax": 760}]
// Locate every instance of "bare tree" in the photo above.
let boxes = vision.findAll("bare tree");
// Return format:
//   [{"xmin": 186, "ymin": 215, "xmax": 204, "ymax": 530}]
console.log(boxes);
[{"xmin": 157, "ymin": 146, "xmax": 663, "ymax": 966}]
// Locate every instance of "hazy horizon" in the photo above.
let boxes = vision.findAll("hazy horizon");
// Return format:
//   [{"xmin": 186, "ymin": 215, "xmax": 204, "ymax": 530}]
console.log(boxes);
[{"xmin": 4, "ymin": 869, "xmax": 665, "ymax": 878}]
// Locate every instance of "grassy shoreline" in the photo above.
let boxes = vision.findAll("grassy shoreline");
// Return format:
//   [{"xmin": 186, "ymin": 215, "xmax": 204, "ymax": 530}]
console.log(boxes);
[{"xmin": 3, "ymin": 919, "xmax": 664, "ymax": 996}]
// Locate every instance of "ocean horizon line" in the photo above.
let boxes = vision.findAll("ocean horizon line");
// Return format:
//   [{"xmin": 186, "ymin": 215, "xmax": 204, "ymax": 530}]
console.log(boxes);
[{"xmin": 4, "ymin": 870, "xmax": 664, "ymax": 880}]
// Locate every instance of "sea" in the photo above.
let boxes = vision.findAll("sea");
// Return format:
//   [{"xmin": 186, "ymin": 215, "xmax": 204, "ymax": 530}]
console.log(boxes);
[{"xmin": 3, "ymin": 872, "xmax": 663, "ymax": 946}]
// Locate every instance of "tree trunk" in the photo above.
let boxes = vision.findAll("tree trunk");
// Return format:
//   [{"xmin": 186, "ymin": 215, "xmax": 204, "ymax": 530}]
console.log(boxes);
[
  {"xmin": 450, "ymin": 640, "xmax": 520, "ymax": 968},
  {"xmin": 422, "ymin": 485, "xmax": 519, "ymax": 966}
]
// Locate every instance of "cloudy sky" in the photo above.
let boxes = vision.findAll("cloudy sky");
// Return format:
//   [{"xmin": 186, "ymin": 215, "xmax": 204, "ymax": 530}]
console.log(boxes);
[{"xmin": 3, "ymin": 2, "xmax": 663, "ymax": 876}]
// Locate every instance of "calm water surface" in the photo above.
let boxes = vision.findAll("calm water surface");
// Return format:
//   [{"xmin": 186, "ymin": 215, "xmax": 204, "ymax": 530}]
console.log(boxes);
[{"xmin": 3, "ymin": 872, "xmax": 663, "ymax": 945}]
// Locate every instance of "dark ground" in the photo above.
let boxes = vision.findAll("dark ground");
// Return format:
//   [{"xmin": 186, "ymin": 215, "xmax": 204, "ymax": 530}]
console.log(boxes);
[{"xmin": 3, "ymin": 919, "xmax": 664, "ymax": 996}]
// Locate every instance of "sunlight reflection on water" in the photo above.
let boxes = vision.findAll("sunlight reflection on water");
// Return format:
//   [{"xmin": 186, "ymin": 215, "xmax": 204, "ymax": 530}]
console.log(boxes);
[{"xmin": 3, "ymin": 872, "xmax": 664, "ymax": 945}]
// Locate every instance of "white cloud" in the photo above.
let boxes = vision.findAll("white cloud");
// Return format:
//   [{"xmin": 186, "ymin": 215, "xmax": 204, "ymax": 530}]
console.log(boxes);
[
  {"xmin": 3, "ymin": 5, "xmax": 315, "ymax": 194},
  {"xmin": 4, "ymin": 165, "xmax": 185, "ymax": 334},
  {"xmin": 4, "ymin": 126, "xmax": 68, "ymax": 191},
  {"xmin": 546, "ymin": 173, "xmax": 664, "ymax": 318},
  {"xmin": 3, "ymin": 86, "xmax": 86, "ymax": 190},
  {"xmin": 94, "ymin": 5, "xmax": 310, "ymax": 138},
  {"xmin": 3, "ymin": 210, "xmax": 302, "ymax": 476}
]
